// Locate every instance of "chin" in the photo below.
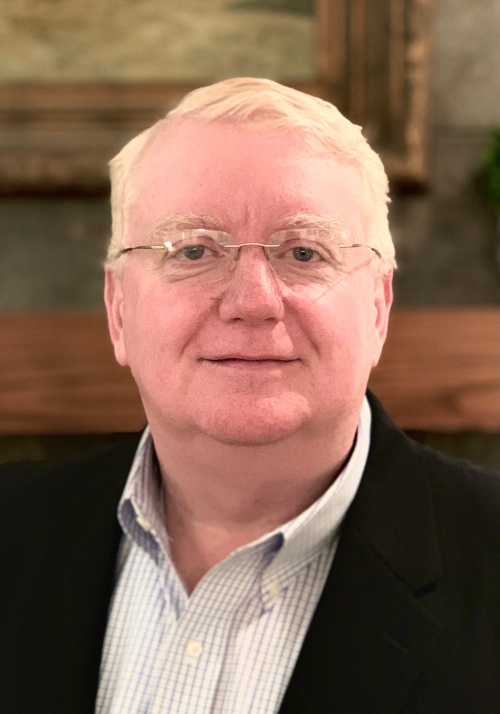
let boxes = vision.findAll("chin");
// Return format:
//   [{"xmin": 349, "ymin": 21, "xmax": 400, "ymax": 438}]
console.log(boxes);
[{"xmin": 193, "ymin": 394, "xmax": 312, "ymax": 446}]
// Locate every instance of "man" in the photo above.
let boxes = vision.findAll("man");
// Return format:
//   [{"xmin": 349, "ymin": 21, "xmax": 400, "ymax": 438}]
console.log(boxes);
[{"xmin": 1, "ymin": 78, "xmax": 500, "ymax": 713}]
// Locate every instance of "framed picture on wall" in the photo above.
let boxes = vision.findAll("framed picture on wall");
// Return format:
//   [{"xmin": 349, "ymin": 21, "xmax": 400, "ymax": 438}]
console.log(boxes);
[{"xmin": 0, "ymin": 0, "xmax": 432, "ymax": 192}]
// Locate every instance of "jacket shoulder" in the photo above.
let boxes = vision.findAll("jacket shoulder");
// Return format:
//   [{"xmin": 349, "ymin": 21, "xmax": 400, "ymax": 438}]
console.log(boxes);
[
  {"xmin": 0, "ymin": 433, "xmax": 142, "ymax": 529},
  {"xmin": 418, "ymin": 441, "xmax": 500, "ymax": 546},
  {"xmin": 366, "ymin": 390, "xmax": 500, "ymax": 555}
]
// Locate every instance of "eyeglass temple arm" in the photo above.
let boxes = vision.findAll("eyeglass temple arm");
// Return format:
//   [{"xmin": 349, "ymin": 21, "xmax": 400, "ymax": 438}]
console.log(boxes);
[
  {"xmin": 339, "ymin": 243, "xmax": 382, "ymax": 259},
  {"xmin": 118, "ymin": 245, "xmax": 171, "ymax": 255}
]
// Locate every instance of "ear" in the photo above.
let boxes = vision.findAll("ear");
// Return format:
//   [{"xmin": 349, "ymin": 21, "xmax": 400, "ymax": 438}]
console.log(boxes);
[
  {"xmin": 371, "ymin": 271, "xmax": 393, "ymax": 368},
  {"xmin": 104, "ymin": 269, "xmax": 129, "ymax": 367}
]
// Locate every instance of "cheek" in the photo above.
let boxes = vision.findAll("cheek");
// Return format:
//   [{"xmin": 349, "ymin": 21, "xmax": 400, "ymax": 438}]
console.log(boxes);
[
  {"xmin": 296, "ymin": 280, "xmax": 378, "ymax": 374},
  {"xmin": 121, "ymin": 279, "xmax": 211, "ymax": 372}
]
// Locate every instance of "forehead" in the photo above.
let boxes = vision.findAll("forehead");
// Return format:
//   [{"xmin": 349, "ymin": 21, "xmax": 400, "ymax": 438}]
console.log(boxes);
[{"xmin": 127, "ymin": 121, "xmax": 366, "ymax": 238}]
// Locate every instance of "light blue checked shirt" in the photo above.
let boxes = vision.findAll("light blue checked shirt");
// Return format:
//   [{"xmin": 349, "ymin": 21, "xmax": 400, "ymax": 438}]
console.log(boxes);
[{"xmin": 96, "ymin": 398, "xmax": 371, "ymax": 714}]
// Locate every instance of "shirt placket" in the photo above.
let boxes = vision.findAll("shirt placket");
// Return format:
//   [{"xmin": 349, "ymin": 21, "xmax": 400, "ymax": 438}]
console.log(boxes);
[{"xmin": 150, "ymin": 544, "xmax": 270, "ymax": 714}]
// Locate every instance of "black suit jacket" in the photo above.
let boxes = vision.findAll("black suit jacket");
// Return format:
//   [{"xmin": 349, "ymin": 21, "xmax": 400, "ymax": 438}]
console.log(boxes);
[{"xmin": 1, "ymin": 394, "xmax": 500, "ymax": 713}]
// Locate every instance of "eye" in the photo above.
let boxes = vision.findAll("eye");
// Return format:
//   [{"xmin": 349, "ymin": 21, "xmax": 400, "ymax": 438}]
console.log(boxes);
[
  {"xmin": 271, "ymin": 229, "xmax": 328, "ymax": 265},
  {"xmin": 180, "ymin": 244, "xmax": 207, "ymax": 261},
  {"xmin": 169, "ymin": 233, "xmax": 223, "ymax": 261},
  {"xmin": 279, "ymin": 242, "xmax": 324, "ymax": 264},
  {"xmin": 291, "ymin": 246, "xmax": 319, "ymax": 262}
]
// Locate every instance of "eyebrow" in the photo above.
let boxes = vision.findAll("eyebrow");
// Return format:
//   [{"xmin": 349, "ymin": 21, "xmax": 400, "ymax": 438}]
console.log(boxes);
[
  {"xmin": 149, "ymin": 213, "xmax": 226, "ymax": 241},
  {"xmin": 275, "ymin": 213, "xmax": 350, "ymax": 241},
  {"xmin": 149, "ymin": 212, "xmax": 350, "ymax": 242}
]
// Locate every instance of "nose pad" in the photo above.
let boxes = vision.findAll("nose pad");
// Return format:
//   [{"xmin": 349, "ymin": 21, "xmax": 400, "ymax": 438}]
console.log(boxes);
[
  {"xmin": 226, "ymin": 243, "xmax": 273, "ymax": 273},
  {"xmin": 228, "ymin": 243, "xmax": 280, "ymax": 286}
]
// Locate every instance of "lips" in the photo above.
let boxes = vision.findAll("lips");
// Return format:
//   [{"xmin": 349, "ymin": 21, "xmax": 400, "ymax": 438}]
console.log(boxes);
[
  {"xmin": 203, "ymin": 358, "xmax": 296, "ymax": 373},
  {"xmin": 204, "ymin": 354, "xmax": 296, "ymax": 362}
]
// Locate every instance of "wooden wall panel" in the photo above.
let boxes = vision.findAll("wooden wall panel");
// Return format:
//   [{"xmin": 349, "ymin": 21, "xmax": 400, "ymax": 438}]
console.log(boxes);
[
  {"xmin": 370, "ymin": 308, "xmax": 500, "ymax": 432},
  {"xmin": 0, "ymin": 312, "xmax": 144, "ymax": 434},
  {"xmin": 0, "ymin": 308, "xmax": 498, "ymax": 435}
]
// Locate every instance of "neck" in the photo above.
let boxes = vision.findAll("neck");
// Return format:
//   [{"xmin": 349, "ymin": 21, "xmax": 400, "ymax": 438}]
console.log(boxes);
[{"xmin": 150, "ymin": 420, "xmax": 358, "ymax": 593}]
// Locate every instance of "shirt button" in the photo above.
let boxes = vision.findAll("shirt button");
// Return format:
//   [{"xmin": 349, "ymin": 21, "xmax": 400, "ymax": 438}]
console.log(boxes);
[
  {"xmin": 268, "ymin": 582, "xmax": 282, "ymax": 600},
  {"xmin": 185, "ymin": 639, "xmax": 203, "ymax": 658}
]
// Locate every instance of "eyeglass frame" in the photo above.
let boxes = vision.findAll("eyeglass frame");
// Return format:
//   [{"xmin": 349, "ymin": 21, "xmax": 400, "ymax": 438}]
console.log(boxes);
[
  {"xmin": 113, "ymin": 231, "xmax": 382, "ymax": 285},
  {"xmin": 116, "ymin": 241, "xmax": 381, "ymax": 261}
]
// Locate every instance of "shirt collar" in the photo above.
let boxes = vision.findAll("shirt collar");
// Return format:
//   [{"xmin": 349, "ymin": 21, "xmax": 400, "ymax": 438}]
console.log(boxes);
[
  {"xmin": 118, "ymin": 431, "xmax": 170, "ymax": 561},
  {"xmin": 118, "ymin": 397, "xmax": 371, "ymax": 589},
  {"xmin": 257, "ymin": 397, "xmax": 370, "ymax": 592}
]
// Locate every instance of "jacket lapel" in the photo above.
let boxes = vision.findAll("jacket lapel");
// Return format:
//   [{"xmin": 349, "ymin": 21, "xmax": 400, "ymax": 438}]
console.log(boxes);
[{"xmin": 279, "ymin": 394, "xmax": 444, "ymax": 714}]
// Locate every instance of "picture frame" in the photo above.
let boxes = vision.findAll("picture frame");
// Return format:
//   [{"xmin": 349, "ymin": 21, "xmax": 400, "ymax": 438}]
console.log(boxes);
[{"xmin": 0, "ymin": 0, "xmax": 432, "ymax": 193}]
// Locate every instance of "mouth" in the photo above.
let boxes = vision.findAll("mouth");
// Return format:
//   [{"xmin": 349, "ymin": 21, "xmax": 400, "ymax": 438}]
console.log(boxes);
[{"xmin": 203, "ymin": 356, "xmax": 297, "ymax": 369}]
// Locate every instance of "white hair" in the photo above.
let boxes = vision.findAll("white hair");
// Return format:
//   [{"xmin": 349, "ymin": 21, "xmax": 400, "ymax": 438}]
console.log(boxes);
[{"xmin": 107, "ymin": 77, "xmax": 396, "ymax": 275}]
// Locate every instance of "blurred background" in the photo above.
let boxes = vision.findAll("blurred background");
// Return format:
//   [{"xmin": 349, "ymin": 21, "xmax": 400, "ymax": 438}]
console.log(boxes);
[{"xmin": 0, "ymin": 0, "xmax": 499, "ymax": 467}]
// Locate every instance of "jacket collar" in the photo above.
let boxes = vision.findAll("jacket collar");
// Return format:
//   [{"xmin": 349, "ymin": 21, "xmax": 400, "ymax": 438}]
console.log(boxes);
[{"xmin": 278, "ymin": 392, "xmax": 444, "ymax": 714}]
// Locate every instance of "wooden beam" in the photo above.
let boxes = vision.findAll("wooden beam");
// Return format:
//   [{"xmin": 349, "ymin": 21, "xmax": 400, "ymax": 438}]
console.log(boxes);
[
  {"xmin": 0, "ymin": 312, "xmax": 144, "ymax": 435},
  {"xmin": 370, "ymin": 308, "xmax": 500, "ymax": 432},
  {"xmin": 0, "ymin": 308, "xmax": 498, "ymax": 435}
]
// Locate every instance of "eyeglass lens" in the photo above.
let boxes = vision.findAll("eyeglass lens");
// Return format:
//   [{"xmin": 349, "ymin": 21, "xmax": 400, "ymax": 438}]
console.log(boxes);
[{"xmin": 139, "ymin": 228, "xmax": 376, "ymax": 285}]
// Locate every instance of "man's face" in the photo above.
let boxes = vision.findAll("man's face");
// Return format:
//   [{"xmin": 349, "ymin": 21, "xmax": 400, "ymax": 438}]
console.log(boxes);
[{"xmin": 105, "ymin": 121, "xmax": 392, "ymax": 446}]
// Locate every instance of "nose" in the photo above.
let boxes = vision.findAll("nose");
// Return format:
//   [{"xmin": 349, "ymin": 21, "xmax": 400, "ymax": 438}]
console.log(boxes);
[{"xmin": 217, "ymin": 245, "xmax": 285, "ymax": 325}]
